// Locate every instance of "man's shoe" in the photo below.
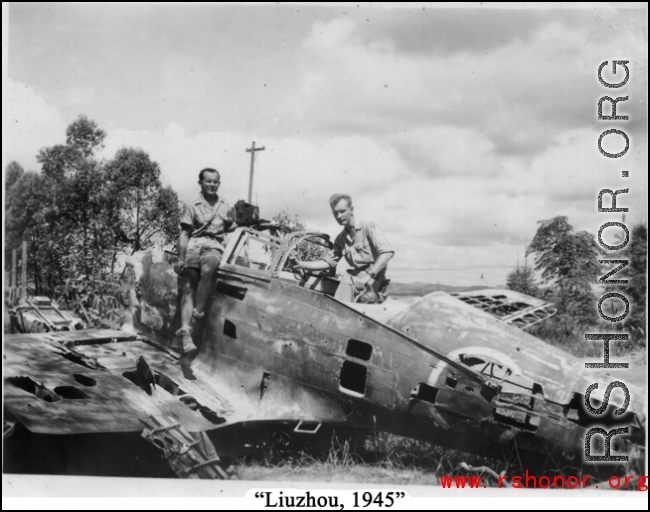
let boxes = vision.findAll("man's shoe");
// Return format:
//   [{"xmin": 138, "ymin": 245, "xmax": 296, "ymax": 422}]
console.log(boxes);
[{"xmin": 178, "ymin": 328, "xmax": 198, "ymax": 356}]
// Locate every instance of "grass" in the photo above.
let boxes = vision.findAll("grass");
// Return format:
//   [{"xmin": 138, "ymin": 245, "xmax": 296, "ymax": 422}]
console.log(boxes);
[
  {"xmin": 226, "ymin": 429, "xmax": 509, "ymax": 486},
  {"xmin": 226, "ymin": 428, "xmax": 642, "ymax": 486}
]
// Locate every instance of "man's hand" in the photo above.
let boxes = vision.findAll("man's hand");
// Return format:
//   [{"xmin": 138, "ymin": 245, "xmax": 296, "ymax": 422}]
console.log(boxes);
[
  {"xmin": 355, "ymin": 272, "xmax": 373, "ymax": 292},
  {"xmin": 289, "ymin": 256, "xmax": 303, "ymax": 270},
  {"xmin": 174, "ymin": 261, "xmax": 186, "ymax": 276}
]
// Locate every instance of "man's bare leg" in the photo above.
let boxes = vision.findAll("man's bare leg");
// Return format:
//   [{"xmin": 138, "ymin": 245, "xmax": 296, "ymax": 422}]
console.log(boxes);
[
  {"xmin": 177, "ymin": 269, "xmax": 200, "ymax": 355},
  {"xmin": 180, "ymin": 268, "xmax": 200, "ymax": 330},
  {"xmin": 195, "ymin": 257, "xmax": 220, "ymax": 315}
]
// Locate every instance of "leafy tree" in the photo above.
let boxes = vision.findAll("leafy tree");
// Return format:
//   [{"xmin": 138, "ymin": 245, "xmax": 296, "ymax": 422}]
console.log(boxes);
[
  {"xmin": 505, "ymin": 266, "xmax": 538, "ymax": 297},
  {"xmin": 5, "ymin": 161, "xmax": 24, "ymax": 190},
  {"xmin": 271, "ymin": 209, "xmax": 325, "ymax": 262},
  {"xmin": 5, "ymin": 169, "xmax": 50, "ymax": 294},
  {"xmin": 526, "ymin": 216, "xmax": 600, "ymax": 327},
  {"xmin": 5, "ymin": 115, "xmax": 178, "ymax": 329},
  {"xmin": 154, "ymin": 186, "xmax": 183, "ymax": 245},
  {"xmin": 104, "ymin": 147, "xmax": 180, "ymax": 270},
  {"xmin": 272, "ymin": 208, "xmax": 307, "ymax": 232},
  {"xmin": 35, "ymin": 115, "xmax": 112, "ymax": 285},
  {"xmin": 37, "ymin": 144, "xmax": 84, "ymax": 180},
  {"xmin": 37, "ymin": 116, "xmax": 104, "ymax": 182},
  {"xmin": 603, "ymin": 222, "xmax": 647, "ymax": 344},
  {"xmin": 527, "ymin": 216, "xmax": 600, "ymax": 289},
  {"xmin": 65, "ymin": 114, "xmax": 106, "ymax": 158},
  {"xmin": 525, "ymin": 216, "xmax": 604, "ymax": 356},
  {"xmin": 4, "ymin": 161, "xmax": 26, "ymax": 269}
]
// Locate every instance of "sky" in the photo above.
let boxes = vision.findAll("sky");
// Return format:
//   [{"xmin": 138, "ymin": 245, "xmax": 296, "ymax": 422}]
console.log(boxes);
[{"xmin": 3, "ymin": 2, "xmax": 648, "ymax": 286}]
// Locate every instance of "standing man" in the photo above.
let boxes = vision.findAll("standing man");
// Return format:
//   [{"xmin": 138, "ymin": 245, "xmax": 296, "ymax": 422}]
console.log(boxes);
[
  {"xmin": 293, "ymin": 193, "xmax": 394, "ymax": 303},
  {"xmin": 174, "ymin": 168, "xmax": 234, "ymax": 355}
]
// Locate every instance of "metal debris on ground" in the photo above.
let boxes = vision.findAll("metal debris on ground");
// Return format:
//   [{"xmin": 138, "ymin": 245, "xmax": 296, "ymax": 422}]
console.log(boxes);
[{"xmin": 141, "ymin": 414, "xmax": 228, "ymax": 479}]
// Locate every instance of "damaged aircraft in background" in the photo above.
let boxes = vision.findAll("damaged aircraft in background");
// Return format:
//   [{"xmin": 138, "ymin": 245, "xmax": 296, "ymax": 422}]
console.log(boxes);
[{"xmin": 3, "ymin": 214, "xmax": 646, "ymax": 479}]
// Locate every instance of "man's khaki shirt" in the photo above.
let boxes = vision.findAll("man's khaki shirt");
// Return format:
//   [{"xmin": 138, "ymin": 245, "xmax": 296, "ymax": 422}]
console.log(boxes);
[
  {"xmin": 180, "ymin": 193, "xmax": 233, "ymax": 248},
  {"xmin": 325, "ymin": 221, "xmax": 394, "ymax": 270}
]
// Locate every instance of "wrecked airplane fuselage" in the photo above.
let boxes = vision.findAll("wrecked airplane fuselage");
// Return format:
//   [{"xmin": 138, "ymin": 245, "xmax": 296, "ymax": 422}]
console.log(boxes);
[{"xmin": 3, "ymin": 227, "xmax": 646, "ymax": 478}]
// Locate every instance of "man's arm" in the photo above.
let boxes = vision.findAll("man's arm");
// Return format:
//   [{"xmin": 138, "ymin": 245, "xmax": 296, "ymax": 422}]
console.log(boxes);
[
  {"xmin": 293, "ymin": 234, "xmax": 343, "ymax": 272},
  {"xmin": 354, "ymin": 252, "xmax": 394, "ymax": 290},
  {"xmin": 293, "ymin": 259, "xmax": 332, "ymax": 271},
  {"xmin": 174, "ymin": 226, "xmax": 192, "ymax": 275},
  {"xmin": 368, "ymin": 252, "xmax": 394, "ymax": 276}
]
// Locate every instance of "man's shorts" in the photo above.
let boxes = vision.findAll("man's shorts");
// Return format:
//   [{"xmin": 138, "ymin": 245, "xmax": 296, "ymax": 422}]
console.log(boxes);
[{"xmin": 184, "ymin": 237, "xmax": 225, "ymax": 270}]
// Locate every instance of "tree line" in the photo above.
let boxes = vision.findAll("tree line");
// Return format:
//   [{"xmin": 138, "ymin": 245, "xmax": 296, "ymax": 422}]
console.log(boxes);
[
  {"xmin": 5, "ymin": 115, "xmax": 180, "ymax": 325},
  {"xmin": 506, "ymin": 216, "xmax": 646, "ymax": 353}
]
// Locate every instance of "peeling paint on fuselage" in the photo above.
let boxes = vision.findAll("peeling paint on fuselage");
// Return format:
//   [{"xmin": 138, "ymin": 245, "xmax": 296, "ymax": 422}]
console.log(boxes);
[{"xmin": 385, "ymin": 292, "xmax": 644, "ymax": 411}]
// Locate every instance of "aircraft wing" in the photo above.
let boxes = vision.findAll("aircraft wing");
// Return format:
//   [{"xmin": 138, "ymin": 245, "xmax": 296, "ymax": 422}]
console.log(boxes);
[
  {"xmin": 451, "ymin": 289, "xmax": 557, "ymax": 329},
  {"xmin": 4, "ymin": 329, "xmax": 348, "ymax": 437},
  {"xmin": 348, "ymin": 289, "xmax": 557, "ymax": 331}
]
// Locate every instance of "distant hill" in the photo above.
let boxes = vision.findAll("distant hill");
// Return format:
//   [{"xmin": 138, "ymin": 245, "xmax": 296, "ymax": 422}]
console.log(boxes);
[{"xmin": 389, "ymin": 282, "xmax": 495, "ymax": 297}]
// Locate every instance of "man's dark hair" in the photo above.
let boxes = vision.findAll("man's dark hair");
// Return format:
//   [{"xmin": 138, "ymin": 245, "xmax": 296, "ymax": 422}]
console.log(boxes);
[
  {"xmin": 198, "ymin": 168, "xmax": 221, "ymax": 182},
  {"xmin": 329, "ymin": 193, "xmax": 353, "ymax": 209}
]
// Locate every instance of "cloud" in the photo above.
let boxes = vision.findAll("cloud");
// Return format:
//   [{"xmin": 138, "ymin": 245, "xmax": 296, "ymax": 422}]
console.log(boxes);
[
  {"xmin": 389, "ymin": 126, "xmax": 503, "ymax": 178},
  {"xmin": 3, "ymin": 78, "xmax": 67, "ymax": 171},
  {"xmin": 66, "ymin": 85, "xmax": 96, "ymax": 106},
  {"xmin": 359, "ymin": 7, "xmax": 555, "ymax": 56},
  {"xmin": 527, "ymin": 127, "xmax": 648, "ymax": 233},
  {"xmin": 101, "ymin": 124, "xmax": 408, "ymax": 233},
  {"xmin": 344, "ymin": 125, "xmax": 646, "ymax": 261},
  {"xmin": 5, "ymin": 5, "xmax": 647, "ymax": 287},
  {"xmin": 98, "ymin": 113, "xmax": 646, "ymax": 286},
  {"xmin": 295, "ymin": 14, "xmax": 647, "ymax": 159}
]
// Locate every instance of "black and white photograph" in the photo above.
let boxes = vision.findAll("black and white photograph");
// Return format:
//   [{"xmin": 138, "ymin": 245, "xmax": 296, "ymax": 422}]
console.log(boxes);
[{"xmin": 3, "ymin": 2, "xmax": 648, "ymax": 508}]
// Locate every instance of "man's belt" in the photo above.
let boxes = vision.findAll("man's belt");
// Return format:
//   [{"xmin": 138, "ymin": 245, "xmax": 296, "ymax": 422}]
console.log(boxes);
[
  {"xmin": 349, "ymin": 265, "xmax": 386, "ymax": 279},
  {"xmin": 359, "ymin": 265, "xmax": 385, "ymax": 274},
  {"xmin": 195, "ymin": 231, "xmax": 226, "ymax": 240}
]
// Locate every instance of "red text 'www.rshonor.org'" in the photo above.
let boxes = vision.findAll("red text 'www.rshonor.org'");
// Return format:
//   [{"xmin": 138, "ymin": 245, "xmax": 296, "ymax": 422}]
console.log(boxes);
[{"xmin": 439, "ymin": 472, "xmax": 648, "ymax": 490}]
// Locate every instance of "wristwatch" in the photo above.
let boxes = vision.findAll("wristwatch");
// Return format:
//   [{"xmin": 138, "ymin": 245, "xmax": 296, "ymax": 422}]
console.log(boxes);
[{"xmin": 367, "ymin": 268, "xmax": 377, "ymax": 279}]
